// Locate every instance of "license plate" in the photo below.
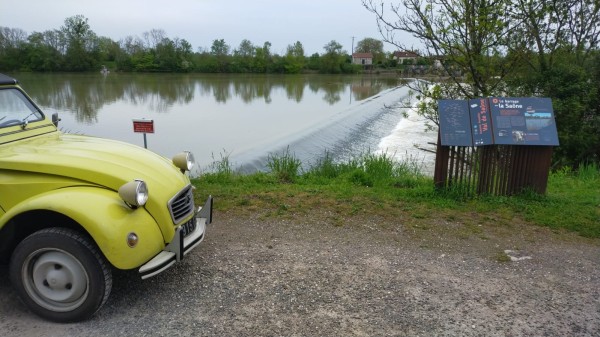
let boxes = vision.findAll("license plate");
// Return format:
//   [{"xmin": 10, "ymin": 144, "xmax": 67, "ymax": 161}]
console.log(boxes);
[{"xmin": 179, "ymin": 218, "xmax": 196, "ymax": 238}]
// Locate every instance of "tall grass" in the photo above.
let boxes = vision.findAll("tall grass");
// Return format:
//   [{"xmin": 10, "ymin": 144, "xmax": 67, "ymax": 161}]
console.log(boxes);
[
  {"xmin": 195, "ymin": 152, "xmax": 599, "ymax": 238},
  {"xmin": 301, "ymin": 150, "xmax": 426, "ymax": 188},
  {"xmin": 200, "ymin": 150, "xmax": 234, "ymax": 183},
  {"xmin": 266, "ymin": 146, "xmax": 302, "ymax": 183},
  {"xmin": 305, "ymin": 151, "xmax": 339, "ymax": 179},
  {"xmin": 577, "ymin": 162, "xmax": 599, "ymax": 181}
]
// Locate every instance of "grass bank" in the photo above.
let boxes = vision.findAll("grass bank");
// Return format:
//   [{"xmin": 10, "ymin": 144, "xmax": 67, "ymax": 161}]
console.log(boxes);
[{"xmin": 192, "ymin": 152, "xmax": 600, "ymax": 238}]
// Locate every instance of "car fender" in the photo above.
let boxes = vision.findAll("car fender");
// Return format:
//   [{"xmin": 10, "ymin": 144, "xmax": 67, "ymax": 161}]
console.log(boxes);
[{"xmin": 1, "ymin": 186, "xmax": 166, "ymax": 270}]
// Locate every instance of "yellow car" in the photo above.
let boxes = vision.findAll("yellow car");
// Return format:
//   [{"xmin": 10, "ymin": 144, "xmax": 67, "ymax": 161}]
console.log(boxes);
[{"xmin": 0, "ymin": 73, "xmax": 213, "ymax": 322}]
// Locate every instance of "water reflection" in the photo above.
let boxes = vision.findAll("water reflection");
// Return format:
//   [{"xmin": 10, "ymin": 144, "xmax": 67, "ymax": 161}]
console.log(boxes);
[
  {"xmin": 15, "ymin": 73, "xmax": 402, "ymax": 124},
  {"xmin": 10, "ymin": 72, "xmax": 406, "ymax": 170}
]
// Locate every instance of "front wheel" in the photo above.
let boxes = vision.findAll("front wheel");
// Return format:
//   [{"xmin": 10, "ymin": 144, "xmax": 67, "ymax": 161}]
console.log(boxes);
[{"xmin": 9, "ymin": 228, "xmax": 112, "ymax": 322}]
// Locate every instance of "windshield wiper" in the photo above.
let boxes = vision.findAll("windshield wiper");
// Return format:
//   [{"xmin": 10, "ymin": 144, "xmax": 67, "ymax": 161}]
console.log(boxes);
[{"xmin": 20, "ymin": 112, "xmax": 37, "ymax": 129}]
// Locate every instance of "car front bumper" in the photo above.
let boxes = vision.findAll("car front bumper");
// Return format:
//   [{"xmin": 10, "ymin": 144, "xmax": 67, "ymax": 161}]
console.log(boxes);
[{"xmin": 138, "ymin": 196, "xmax": 213, "ymax": 279}]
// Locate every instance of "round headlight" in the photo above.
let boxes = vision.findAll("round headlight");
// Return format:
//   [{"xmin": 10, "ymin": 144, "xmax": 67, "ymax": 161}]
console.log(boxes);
[
  {"xmin": 172, "ymin": 151, "xmax": 195, "ymax": 172},
  {"xmin": 118, "ymin": 179, "xmax": 149, "ymax": 208}
]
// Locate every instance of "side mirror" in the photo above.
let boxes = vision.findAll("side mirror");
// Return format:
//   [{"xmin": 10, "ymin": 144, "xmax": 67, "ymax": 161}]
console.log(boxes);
[{"xmin": 52, "ymin": 112, "xmax": 61, "ymax": 127}]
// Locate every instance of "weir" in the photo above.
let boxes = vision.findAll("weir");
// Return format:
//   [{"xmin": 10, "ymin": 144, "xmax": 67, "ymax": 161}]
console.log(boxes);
[{"xmin": 233, "ymin": 85, "xmax": 413, "ymax": 173}]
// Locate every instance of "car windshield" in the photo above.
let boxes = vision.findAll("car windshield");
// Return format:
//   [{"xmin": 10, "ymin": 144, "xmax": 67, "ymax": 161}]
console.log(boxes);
[{"xmin": 0, "ymin": 88, "xmax": 44, "ymax": 128}]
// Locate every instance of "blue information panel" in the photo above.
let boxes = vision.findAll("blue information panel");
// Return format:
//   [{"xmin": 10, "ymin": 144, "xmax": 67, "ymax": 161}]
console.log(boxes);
[
  {"xmin": 489, "ymin": 97, "xmax": 559, "ymax": 146},
  {"xmin": 469, "ymin": 98, "xmax": 493, "ymax": 146},
  {"xmin": 438, "ymin": 97, "xmax": 559, "ymax": 147},
  {"xmin": 438, "ymin": 100, "xmax": 473, "ymax": 146}
]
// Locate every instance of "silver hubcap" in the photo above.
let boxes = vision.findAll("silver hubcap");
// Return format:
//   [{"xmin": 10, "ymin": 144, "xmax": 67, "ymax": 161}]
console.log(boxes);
[{"xmin": 23, "ymin": 249, "xmax": 89, "ymax": 312}]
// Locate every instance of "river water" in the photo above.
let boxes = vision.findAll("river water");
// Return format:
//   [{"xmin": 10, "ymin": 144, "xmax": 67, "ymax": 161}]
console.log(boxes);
[{"xmin": 11, "ymin": 72, "xmax": 436, "ymax": 175}]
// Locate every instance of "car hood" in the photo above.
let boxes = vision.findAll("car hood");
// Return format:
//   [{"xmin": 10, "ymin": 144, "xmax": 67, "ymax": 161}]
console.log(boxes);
[{"xmin": 0, "ymin": 132, "xmax": 191, "ymax": 227}]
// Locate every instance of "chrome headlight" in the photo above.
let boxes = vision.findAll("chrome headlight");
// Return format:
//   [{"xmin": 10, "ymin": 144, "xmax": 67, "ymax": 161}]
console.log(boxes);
[
  {"xmin": 172, "ymin": 151, "xmax": 195, "ymax": 172},
  {"xmin": 118, "ymin": 179, "xmax": 149, "ymax": 208}
]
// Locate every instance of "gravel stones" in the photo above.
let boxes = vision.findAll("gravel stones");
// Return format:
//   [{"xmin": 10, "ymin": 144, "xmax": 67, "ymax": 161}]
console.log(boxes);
[{"xmin": 1, "ymin": 210, "xmax": 599, "ymax": 336}]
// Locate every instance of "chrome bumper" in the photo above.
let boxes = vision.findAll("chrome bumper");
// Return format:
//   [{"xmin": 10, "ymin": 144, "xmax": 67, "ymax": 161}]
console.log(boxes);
[{"xmin": 139, "ymin": 196, "xmax": 213, "ymax": 279}]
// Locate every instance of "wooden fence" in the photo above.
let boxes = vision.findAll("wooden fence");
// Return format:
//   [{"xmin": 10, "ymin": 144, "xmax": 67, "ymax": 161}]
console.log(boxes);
[{"xmin": 433, "ymin": 134, "xmax": 554, "ymax": 196}]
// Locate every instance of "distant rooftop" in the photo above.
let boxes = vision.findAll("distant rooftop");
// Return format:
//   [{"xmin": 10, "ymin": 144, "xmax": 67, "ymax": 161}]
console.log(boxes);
[{"xmin": 393, "ymin": 51, "xmax": 420, "ymax": 58}]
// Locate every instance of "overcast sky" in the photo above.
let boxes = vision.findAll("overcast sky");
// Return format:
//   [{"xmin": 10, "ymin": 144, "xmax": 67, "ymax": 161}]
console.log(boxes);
[{"xmin": 0, "ymin": 0, "xmax": 415, "ymax": 55}]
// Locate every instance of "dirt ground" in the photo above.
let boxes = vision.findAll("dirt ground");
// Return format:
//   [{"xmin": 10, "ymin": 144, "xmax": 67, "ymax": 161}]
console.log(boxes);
[{"xmin": 1, "ymin": 209, "xmax": 599, "ymax": 336}]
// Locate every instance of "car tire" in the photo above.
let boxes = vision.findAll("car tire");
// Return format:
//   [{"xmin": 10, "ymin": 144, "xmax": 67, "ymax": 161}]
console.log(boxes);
[{"xmin": 9, "ymin": 227, "xmax": 112, "ymax": 322}]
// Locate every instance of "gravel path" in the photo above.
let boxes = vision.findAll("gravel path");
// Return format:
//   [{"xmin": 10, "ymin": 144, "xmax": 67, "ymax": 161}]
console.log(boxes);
[{"xmin": 1, "ymin": 211, "xmax": 599, "ymax": 336}]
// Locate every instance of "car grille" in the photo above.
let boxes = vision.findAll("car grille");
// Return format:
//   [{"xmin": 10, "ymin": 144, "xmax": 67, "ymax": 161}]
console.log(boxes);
[{"xmin": 168, "ymin": 185, "xmax": 195, "ymax": 224}]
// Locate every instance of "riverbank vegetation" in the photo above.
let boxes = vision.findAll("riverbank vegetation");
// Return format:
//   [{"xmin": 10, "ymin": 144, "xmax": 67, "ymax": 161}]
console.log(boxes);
[
  {"xmin": 193, "ymin": 151, "xmax": 600, "ymax": 239},
  {"xmin": 0, "ymin": 15, "xmax": 384, "ymax": 74}
]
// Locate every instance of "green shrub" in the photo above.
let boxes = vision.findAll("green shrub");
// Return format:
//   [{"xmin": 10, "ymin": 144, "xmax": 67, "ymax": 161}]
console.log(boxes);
[
  {"xmin": 578, "ymin": 162, "xmax": 599, "ymax": 181},
  {"xmin": 349, "ymin": 169, "xmax": 373, "ymax": 187},
  {"xmin": 305, "ymin": 151, "xmax": 339, "ymax": 179},
  {"xmin": 267, "ymin": 147, "xmax": 301, "ymax": 183}
]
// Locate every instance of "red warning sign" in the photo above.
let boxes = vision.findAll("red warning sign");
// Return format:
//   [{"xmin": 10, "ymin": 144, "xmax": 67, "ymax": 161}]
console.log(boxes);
[{"xmin": 133, "ymin": 119, "xmax": 154, "ymax": 133}]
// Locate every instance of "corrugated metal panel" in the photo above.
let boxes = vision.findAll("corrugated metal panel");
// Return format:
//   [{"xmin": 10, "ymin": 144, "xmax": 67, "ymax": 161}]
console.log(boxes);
[{"xmin": 434, "ymin": 133, "xmax": 553, "ymax": 196}]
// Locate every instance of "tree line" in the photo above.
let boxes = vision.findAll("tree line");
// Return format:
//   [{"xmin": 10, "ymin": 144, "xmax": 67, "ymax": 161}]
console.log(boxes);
[{"xmin": 0, "ymin": 15, "xmax": 401, "ymax": 74}]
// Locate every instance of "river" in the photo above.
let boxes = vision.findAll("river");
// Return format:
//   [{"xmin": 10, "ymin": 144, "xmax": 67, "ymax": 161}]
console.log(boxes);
[{"xmin": 10, "ymin": 72, "xmax": 436, "ymax": 175}]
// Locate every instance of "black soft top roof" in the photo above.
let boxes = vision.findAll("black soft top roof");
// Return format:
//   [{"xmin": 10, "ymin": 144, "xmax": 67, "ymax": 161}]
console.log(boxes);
[{"xmin": 0, "ymin": 73, "xmax": 18, "ymax": 85}]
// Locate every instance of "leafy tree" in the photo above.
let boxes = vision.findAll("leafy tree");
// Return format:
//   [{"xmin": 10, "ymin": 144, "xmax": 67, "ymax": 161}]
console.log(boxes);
[
  {"xmin": 193, "ymin": 50, "xmax": 218, "ymax": 72},
  {"xmin": 287, "ymin": 41, "xmax": 305, "ymax": 58},
  {"xmin": 155, "ymin": 37, "xmax": 177, "ymax": 71},
  {"xmin": 61, "ymin": 15, "xmax": 99, "ymax": 71},
  {"xmin": 320, "ymin": 40, "xmax": 346, "ymax": 73},
  {"xmin": 306, "ymin": 53, "xmax": 321, "ymax": 71},
  {"xmin": 176, "ymin": 38, "xmax": 194, "ymax": 71},
  {"xmin": 24, "ymin": 32, "xmax": 63, "ymax": 71},
  {"xmin": 504, "ymin": 0, "xmax": 600, "ymax": 167},
  {"xmin": 362, "ymin": 0, "xmax": 514, "ymax": 97},
  {"xmin": 284, "ymin": 41, "xmax": 306, "ymax": 73},
  {"xmin": 210, "ymin": 38, "xmax": 230, "ymax": 72},
  {"xmin": 41, "ymin": 29, "xmax": 66, "ymax": 55},
  {"xmin": 355, "ymin": 37, "xmax": 385, "ymax": 64},
  {"xmin": 253, "ymin": 41, "xmax": 272, "ymax": 73},
  {"xmin": 233, "ymin": 39, "xmax": 255, "ymax": 72},
  {"xmin": 0, "ymin": 27, "xmax": 28, "ymax": 70},
  {"xmin": 0, "ymin": 27, "xmax": 27, "ymax": 50},
  {"xmin": 210, "ymin": 38, "xmax": 230, "ymax": 56},
  {"xmin": 142, "ymin": 29, "xmax": 167, "ymax": 49},
  {"xmin": 508, "ymin": 0, "xmax": 600, "ymax": 73},
  {"xmin": 116, "ymin": 35, "xmax": 145, "ymax": 71},
  {"xmin": 235, "ymin": 39, "xmax": 255, "ymax": 58},
  {"xmin": 96, "ymin": 36, "xmax": 120, "ymax": 65},
  {"xmin": 132, "ymin": 53, "xmax": 156, "ymax": 72}
]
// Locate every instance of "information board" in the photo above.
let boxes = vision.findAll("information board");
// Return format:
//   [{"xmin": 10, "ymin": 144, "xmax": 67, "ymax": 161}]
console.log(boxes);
[
  {"xmin": 438, "ymin": 100, "xmax": 473, "ymax": 146},
  {"xmin": 438, "ymin": 97, "xmax": 559, "ymax": 147},
  {"xmin": 489, "ymin": 97, "xmax": 559, "ymax": 146},
  {"xmin": 469, "ymin": 98, "xmax": 493, "ymax": 146}
]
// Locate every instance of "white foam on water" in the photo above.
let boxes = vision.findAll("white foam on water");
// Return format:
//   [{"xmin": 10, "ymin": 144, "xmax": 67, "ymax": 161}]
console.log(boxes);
[{"xmin": 375, "ymin": 105, "xmax": 438, "ymax": 176}]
